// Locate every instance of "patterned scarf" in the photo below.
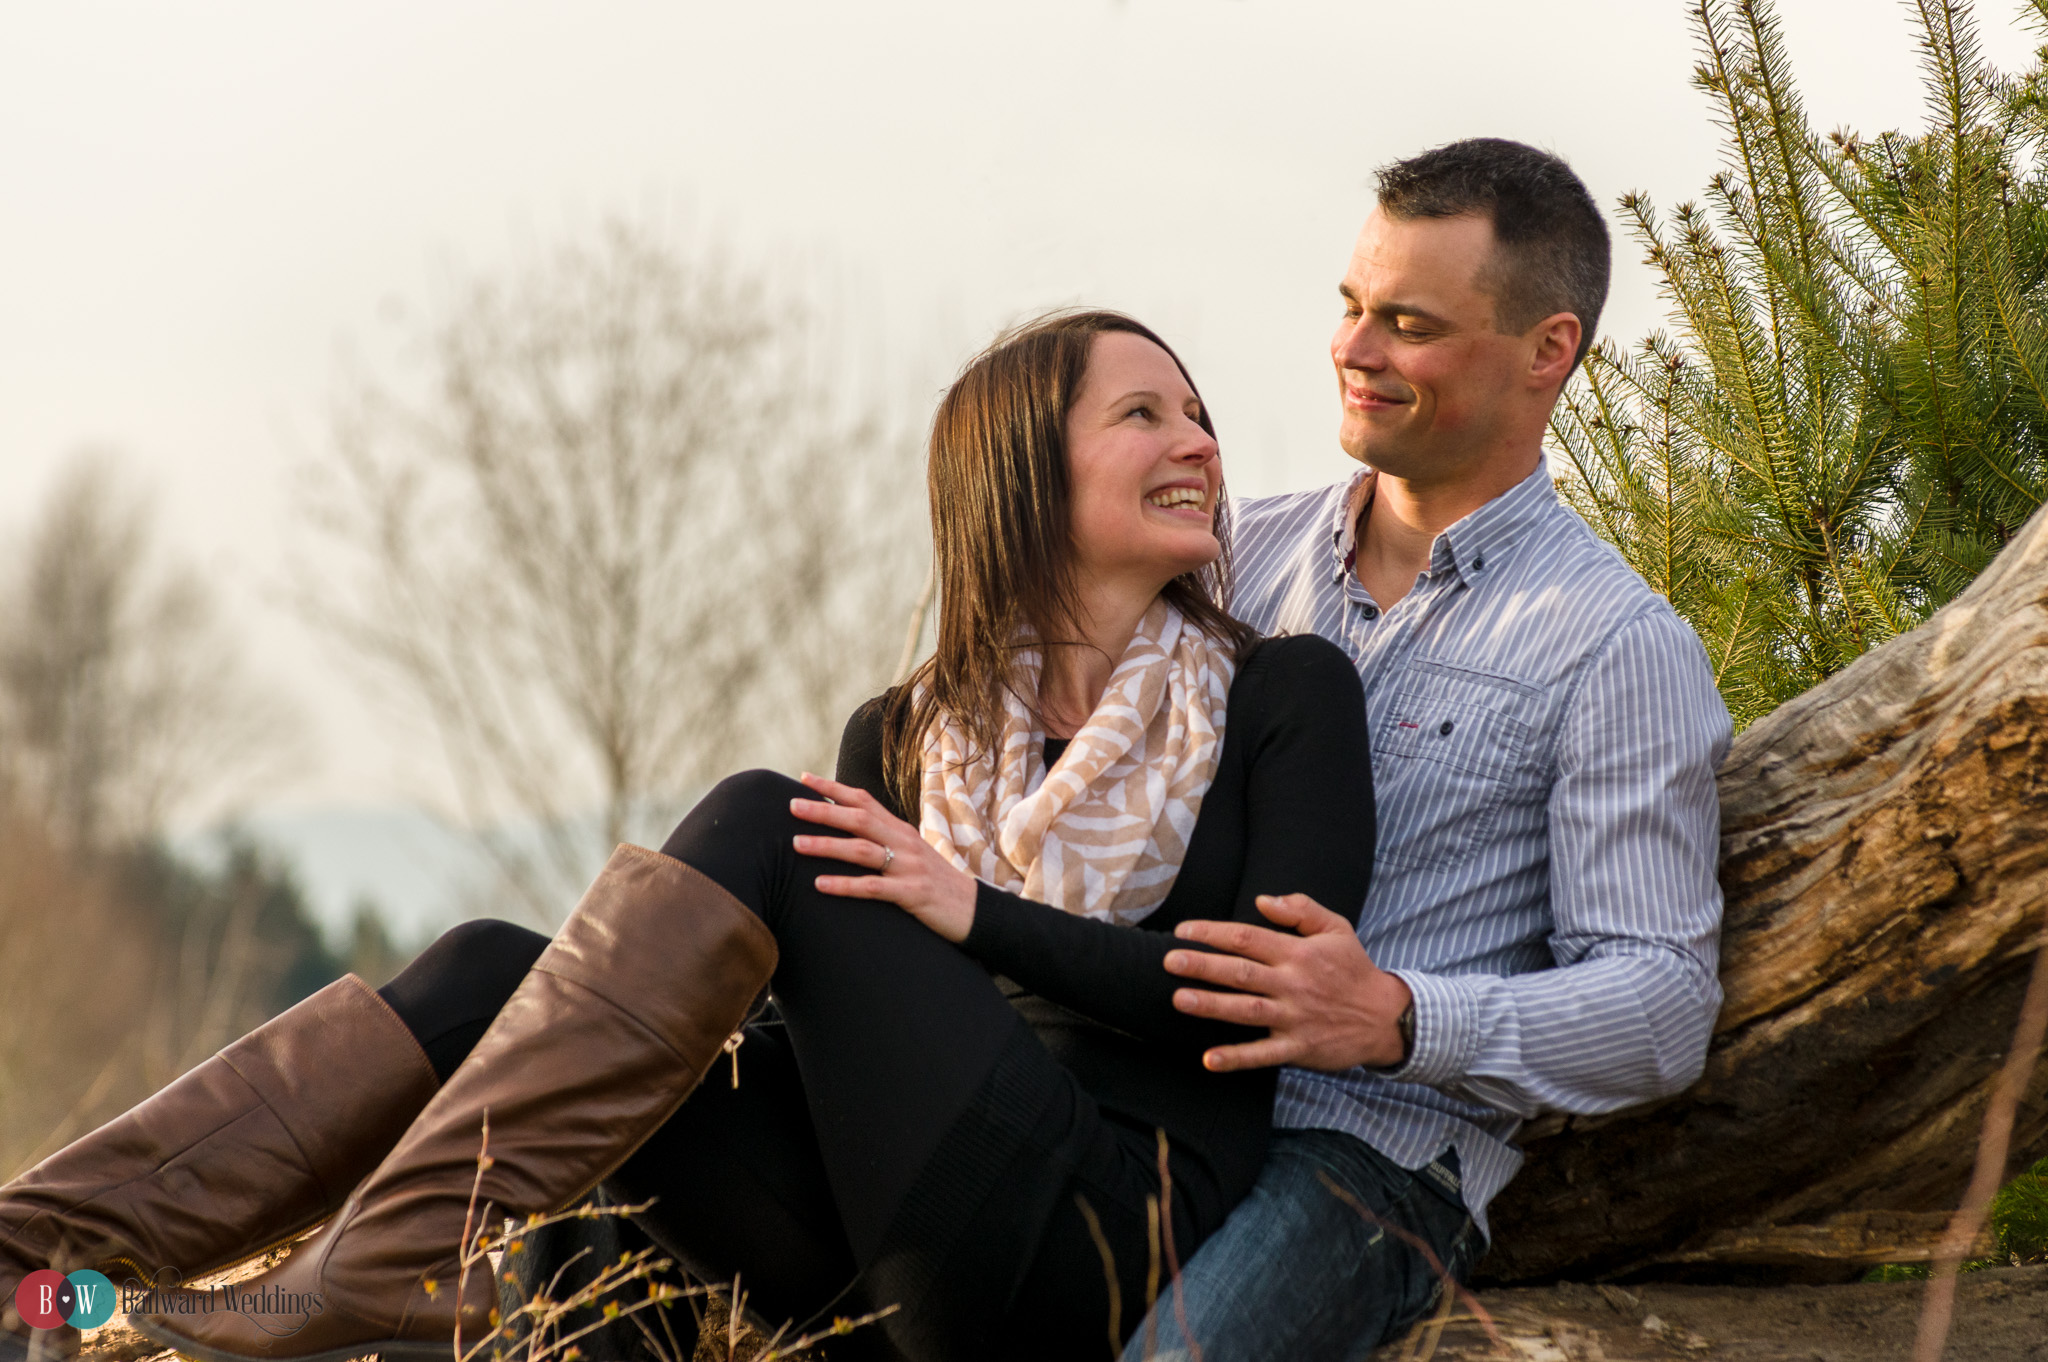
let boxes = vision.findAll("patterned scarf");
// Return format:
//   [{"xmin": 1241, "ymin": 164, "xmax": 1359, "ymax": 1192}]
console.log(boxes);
[{"xmin": 919, "ymin": 598, "xmax": 1236, "ymax": 925}]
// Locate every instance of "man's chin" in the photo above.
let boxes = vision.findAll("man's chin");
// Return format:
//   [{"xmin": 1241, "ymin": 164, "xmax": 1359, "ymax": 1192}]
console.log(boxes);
[
  {"xmin": 1339, "ymin": 417, "xmax": 1414, "ymax": 471},
  {"xmin": 1344, "ymin": 439, "xmax": 1420, "ymax": 478},
  {"xmin": 1336, "ymin": 428, "xmax": 1379, "ymax": 467}
]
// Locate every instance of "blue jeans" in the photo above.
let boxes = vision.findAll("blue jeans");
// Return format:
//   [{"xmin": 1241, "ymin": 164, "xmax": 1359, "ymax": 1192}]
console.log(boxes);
[{"xmin": 1118, "ymin": 1128, "xmax": 1484, "ymax": 1362}]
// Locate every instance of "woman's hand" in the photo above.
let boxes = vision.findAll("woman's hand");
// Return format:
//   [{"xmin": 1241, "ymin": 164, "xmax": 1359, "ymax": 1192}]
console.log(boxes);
[{"xmin": 789, "ymin": 773, "xmax": 978, "ymax": 944}]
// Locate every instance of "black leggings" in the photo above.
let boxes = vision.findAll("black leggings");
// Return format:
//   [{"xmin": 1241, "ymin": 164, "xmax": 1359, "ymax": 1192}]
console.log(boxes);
[{"xmin": 377, "ymin": 770, "xmax": 1213, "ymax": 1361}]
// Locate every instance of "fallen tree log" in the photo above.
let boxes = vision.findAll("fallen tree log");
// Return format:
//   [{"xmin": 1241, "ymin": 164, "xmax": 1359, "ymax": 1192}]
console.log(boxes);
[{"xmin": 1479, "ymin": 500, "xmax": 2048, "ymax": 1284}]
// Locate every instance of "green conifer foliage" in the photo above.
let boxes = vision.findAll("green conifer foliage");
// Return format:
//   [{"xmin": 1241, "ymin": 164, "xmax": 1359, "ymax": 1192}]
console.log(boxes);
[{"xmin": 1554, "ymin": 0, "xmax": 2048, "ymax": 727}]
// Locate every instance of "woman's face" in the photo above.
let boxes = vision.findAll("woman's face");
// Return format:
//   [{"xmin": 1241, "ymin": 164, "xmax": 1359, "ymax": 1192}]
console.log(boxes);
[{"xmin": 1064, "ymin": 331, "xmax": 1223, "ymax": 597}]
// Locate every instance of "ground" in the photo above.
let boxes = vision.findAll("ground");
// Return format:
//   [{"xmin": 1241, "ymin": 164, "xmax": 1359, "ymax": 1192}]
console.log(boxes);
[
  {"xmin": 1367, "ymin": 1267, "xmax": 2048, "ymax": 1361},
  {"xmin": 73, "ymin": 1265, "xmax": 2048, "ymax": 1360}
]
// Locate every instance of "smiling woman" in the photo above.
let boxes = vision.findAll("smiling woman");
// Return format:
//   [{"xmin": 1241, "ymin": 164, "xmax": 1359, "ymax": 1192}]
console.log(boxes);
[
  {"xmin": 883, "ymin": 311, "xmax": 1257, "ymax": 808},
  {"xmin": 4, "ymin": 309, "xmax": 1378, "ymax": 1362}
]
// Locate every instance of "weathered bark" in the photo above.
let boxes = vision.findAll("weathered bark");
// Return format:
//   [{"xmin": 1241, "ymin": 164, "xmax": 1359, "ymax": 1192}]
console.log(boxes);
[{"xmin": 1478, "ymin": 502, "xmax": 2048, "ymax": 1284}]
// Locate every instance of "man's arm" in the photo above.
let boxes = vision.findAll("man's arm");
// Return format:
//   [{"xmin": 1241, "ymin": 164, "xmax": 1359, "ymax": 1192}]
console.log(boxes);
[{"xmin": 1168, "ymin": 607, "xmax": 1732, "ymax": 1118}]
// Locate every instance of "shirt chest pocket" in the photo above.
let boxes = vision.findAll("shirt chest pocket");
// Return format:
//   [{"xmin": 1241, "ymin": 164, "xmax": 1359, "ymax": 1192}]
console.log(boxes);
[{"xmin": 1372, "ymin": 666, "xmax": 1542, "ymax": 872}]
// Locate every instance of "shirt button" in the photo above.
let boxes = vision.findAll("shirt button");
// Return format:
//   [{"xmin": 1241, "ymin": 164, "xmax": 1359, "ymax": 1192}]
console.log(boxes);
[
  {"xmin": 1473, "ymin": 554, "xmax": 1485, "ymax": 572},
  {"xmin": 1361, "ymin": 605, "xmax": 1378, "ymax": 619},
  {"xmin": 1439, "ymin": 720, "xmax": 1455, "ymax": 736}
]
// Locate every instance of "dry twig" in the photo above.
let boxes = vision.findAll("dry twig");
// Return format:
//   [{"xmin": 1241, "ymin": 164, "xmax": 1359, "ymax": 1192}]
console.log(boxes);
[{"xmin": 1913, "ymin": 918, "xmax": 2048, "ymax": 1361}]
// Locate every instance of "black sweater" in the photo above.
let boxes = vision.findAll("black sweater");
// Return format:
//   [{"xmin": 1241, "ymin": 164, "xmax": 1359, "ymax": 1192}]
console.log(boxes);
[{"xmin": 833, "ymin": 633, "xmax": 1375, "ymax": 1208}]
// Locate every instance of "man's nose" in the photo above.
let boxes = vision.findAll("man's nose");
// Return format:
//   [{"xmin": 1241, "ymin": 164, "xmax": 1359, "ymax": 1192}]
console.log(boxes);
[{"xmin": 1335, "ymin": 318, "xmax": 1384, "ymax": 372}]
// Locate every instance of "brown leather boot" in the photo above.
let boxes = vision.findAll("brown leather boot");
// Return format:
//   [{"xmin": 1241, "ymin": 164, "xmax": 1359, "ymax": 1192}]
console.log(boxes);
[
  {"xmin": 0, "ymin": 975, "xmax": 438, "ymax": 1360},
  {"xmin": 137, "ymin": 845, "xmax": 778, "ymax": 1362}
]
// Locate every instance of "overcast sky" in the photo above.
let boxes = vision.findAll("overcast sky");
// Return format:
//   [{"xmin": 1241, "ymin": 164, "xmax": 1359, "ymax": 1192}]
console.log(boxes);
[{"xmin": 3, "ymin": 0, "xmax": 2039, "ymax": 813}]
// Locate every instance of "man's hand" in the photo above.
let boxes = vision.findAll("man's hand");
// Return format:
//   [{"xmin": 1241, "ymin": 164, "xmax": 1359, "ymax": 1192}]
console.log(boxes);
[{"xmin": 1165, "ymin": 893, "xmax": 1414, "ymax": 1073}]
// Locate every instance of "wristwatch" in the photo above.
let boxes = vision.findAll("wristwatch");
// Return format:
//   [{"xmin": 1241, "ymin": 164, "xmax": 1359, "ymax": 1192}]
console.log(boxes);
[{"xmin": 1394, "ymin": 1001, "xmax": 1416, "ymax": 1066}]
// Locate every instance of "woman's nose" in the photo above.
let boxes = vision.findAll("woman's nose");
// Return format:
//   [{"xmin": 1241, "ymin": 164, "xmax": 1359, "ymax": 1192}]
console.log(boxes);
[{"xmin": 1174, "ymin": 421, "xmax": 1219, "ymax": 463}]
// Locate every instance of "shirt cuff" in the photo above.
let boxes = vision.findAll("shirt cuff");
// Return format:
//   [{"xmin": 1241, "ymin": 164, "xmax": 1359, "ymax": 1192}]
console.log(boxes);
[{"xmin": 1381, "ymin": 969, "xmax": 1483, "ymax": 1086}]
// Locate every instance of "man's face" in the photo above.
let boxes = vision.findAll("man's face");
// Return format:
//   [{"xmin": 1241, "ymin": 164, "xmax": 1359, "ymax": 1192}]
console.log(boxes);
[{"xmin": 1329, "ymin": 209, "xmax": 1539, "ymax": 486}]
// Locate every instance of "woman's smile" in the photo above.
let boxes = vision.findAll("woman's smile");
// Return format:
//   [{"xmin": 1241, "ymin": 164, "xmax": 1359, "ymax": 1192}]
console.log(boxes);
[{"xmin": 1145, "ymin": 480, "xmax": 1211, "ymax": 518}]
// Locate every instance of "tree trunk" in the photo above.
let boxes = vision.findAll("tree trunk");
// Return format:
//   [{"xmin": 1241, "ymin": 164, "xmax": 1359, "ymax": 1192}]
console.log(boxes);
[{"xmin": 1478, "ymin": 503, "xmax": 2048, "ymax": 1284}]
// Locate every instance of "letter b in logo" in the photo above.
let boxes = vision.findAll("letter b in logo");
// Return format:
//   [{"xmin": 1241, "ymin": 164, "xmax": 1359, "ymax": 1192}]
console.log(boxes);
[{"xmin": 13, "ymin": 1270, "xmax": 65, "ymax": 1329}]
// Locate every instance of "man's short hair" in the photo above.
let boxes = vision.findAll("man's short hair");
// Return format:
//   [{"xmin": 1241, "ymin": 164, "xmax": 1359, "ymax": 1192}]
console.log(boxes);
[{"xmin": 1375, "ymin": 138, "xmax": 1610, "ymax": 370}]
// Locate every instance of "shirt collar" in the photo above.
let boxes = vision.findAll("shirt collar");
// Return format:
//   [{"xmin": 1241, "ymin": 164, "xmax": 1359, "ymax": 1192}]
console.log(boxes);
[
  {"xmin": 1328, "ymin": 458, "xmax": 1557, "ymax": 590},
  {"xmin": 1328, "ymin": 467, "xmax": 1374, "ymax": 584}
]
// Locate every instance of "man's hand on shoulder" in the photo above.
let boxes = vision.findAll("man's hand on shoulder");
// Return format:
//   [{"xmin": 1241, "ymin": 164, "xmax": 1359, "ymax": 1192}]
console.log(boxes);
[{"xmin": 1165, "ymin": 894, "xmax": 1413, "ymax": 1073}]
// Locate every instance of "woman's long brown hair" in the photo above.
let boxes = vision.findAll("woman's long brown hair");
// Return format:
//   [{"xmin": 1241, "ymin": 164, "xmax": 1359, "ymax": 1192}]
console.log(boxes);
[{"xmin": 880, "ymin": 309, "xmax": 1258, "ymax": 814}]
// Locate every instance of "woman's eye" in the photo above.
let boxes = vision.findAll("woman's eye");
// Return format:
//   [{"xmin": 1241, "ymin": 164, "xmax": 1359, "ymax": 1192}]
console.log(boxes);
[{"xmin": 1126, "ymin": 405, "xmax": 1154, "ymax": 421}]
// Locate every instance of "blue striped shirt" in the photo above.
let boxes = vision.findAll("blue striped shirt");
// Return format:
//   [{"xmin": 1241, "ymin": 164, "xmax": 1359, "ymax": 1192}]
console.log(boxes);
[{"xmin": 1228, "ymin": 460, "xmax": 1732, "ymax": 1238}]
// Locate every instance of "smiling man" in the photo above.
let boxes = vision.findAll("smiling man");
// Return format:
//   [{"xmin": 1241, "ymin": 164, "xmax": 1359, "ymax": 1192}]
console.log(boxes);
[{"xmin": 1123, "ymin": 139, "xmax": 1734, "ymax": 1359}]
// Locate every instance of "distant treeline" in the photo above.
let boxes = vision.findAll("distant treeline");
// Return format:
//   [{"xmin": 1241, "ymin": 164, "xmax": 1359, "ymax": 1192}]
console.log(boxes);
[{"xmin": 0, "ymin": 461, "xmax": 395, "ymax": 1180}]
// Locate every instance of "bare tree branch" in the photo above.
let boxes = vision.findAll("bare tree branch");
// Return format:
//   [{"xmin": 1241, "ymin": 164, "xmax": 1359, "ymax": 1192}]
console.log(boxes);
[
  {"xmin": 0, "ymin": 453, "xmax": 301, "ymax": 850},
  {"xmin": 299, "ymin": 221, "xmax": 925, "ymax": 921}
]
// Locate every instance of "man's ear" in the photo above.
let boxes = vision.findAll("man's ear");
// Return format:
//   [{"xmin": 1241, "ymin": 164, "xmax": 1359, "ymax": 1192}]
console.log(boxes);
[{"xmin": 1527, "ymin": 311, "xmax": 1582, "ymax": 390}]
